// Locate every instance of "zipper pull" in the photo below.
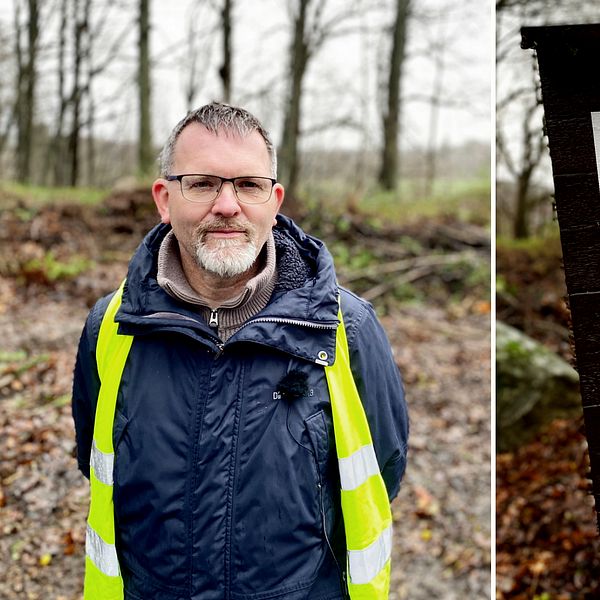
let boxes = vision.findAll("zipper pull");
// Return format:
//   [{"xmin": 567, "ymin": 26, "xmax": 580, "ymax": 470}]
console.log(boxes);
[{"xmin": 209, "ymin": 309, "xmax": 219, "ymax": 329}]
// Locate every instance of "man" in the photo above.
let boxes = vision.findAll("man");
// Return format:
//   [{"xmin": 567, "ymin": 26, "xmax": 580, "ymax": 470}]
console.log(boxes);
[{"xmin": 72, "ymin": 102, "xmax": 408, "ymax": 600}]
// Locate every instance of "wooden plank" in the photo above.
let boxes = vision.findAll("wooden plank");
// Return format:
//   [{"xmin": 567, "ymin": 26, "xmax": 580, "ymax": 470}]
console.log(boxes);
[
  {"xmin": 560, "ymin": 228, "xmax": 600, "ymax": 294},
  {"xmin": 553, "ymin": 173, "xmax": 600, "ymax": 228},
  {"xmin": 522, "ymin": 24, "xmax": 600, "ymax": 527}
]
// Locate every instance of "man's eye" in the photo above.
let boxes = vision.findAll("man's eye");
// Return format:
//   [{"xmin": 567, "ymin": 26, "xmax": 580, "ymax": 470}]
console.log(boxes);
[
  {"xmin": 189, "ymin": 178, "xmax": 215, "ymax": 189},
  {"xmin": 238, "ymin": 179, "xmax": 262, "ymax": 190}
]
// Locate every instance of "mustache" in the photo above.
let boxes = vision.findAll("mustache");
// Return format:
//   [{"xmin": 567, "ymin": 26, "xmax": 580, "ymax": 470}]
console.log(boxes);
[{"xmin": 194, "ymin": 218, "xmax": 256, "ymax": 242}]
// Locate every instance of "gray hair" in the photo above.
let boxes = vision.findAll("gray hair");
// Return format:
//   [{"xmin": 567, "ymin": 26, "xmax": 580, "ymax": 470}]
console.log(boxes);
[{"xmin": 158, "ymin": 102, "xmax": 277, "ymax": 178}]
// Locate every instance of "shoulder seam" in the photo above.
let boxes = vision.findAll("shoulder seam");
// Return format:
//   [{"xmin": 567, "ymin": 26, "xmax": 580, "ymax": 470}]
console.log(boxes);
[
  {"xmin": 340, "ymin": 289, "xmax": 370, "ymax": 349},
  {"xmin": 89, "ymin": 292, "xmax": 117, "ymax": 353}
]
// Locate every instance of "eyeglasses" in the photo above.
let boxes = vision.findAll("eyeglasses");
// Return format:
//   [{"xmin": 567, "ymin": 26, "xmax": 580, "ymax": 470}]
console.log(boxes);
[{"xmin": 166, "ymin": 174, "xmax": 277, "ymax": 205}]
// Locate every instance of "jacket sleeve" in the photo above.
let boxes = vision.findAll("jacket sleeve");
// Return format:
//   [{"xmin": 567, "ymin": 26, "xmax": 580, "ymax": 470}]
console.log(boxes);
[
  {"xmin": 71, "ymin": 295, "xmax": 112, "ymax": 479},
  {"xmin": 344, "ymin": 297, "xmax": 409, "ymax": 501}
]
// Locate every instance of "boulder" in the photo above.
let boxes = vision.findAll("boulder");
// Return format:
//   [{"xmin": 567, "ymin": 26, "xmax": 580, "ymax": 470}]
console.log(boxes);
[{"xmin": 496, "ymin": 321, "xmax": 581, "ymax": 452}]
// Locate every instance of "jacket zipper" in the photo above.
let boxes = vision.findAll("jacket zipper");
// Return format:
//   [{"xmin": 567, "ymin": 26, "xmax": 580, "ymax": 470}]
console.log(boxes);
[
  {"xmin": 234, "ymin": 317, "xmax": 337, "ymax": 365},
  {"xmin": 236, "ymin": 316, "xmax": 338, "ymax": 332},
  {"xmin": 141, "ymin": 312, "xmax": 331, "ymax": 360},
  {"xmin": 139, "ymin": 311, "xmax": 224, "ymax": 355}
]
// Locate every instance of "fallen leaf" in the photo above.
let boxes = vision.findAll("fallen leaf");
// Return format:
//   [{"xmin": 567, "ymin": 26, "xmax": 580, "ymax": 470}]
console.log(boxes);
[{"xmin": 38, "ymin": 553, "xmax": 52, "ymax": 566}]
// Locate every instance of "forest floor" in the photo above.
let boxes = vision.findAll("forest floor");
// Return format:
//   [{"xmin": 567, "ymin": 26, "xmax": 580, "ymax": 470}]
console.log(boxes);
[
  {"xmin": 496, "ymin": 238, "xmax": 600, "ymax": 598},
  {"xmin": 0, "ymin": 188, "xmax": 491, "ymax": 599}
]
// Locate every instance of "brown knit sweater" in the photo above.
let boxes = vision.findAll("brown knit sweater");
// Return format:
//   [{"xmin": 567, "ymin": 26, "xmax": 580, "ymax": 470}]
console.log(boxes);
[{"xmin": 156, "ymin": 229, "xmax": 277, "ymax": 342}]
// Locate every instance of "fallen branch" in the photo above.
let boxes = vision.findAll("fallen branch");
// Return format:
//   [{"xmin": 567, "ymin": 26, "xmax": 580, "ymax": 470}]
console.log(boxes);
[
  {"xmin": 362, "ymin": 266, "xmax": 435, "ymax": 302},
  {"xmin": 340, "ymin": 251, "xmax": 482, "ymax": 285}
]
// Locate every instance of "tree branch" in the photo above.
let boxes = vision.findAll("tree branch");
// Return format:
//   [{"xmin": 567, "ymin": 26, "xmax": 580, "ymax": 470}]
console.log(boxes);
[{"xmin": 301, "ymin": 116, "xmax": 360, "ymax": 136}]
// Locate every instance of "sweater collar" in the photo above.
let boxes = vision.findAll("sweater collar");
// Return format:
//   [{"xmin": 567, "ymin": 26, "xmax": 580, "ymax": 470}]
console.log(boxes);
[
  {"xmin": 156, "ymin": 228, "xmax": 277, "ymax": 310},
  {"xmin": 156, "ymin": 229, "xmax": 277, "ymax": 341}
]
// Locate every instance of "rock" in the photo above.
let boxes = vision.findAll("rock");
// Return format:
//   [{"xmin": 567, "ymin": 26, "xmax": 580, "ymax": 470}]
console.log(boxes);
[{"xmin": 496, "ymin": 321, "xmax": 581, "ymax": 452}]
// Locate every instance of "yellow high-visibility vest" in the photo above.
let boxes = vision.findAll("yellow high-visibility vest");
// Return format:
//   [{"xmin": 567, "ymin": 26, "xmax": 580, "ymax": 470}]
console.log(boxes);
[{"xmin": 84, "ymin": 280, "xmax": 392, "ymax": 599}]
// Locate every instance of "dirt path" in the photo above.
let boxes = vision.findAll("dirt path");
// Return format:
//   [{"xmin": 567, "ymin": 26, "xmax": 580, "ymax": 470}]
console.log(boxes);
[
  {"xmin": 386, "ymin": 305, "xmax": 490, "ymax": 599},
  {"xmin": 0, "ymin": 274, "xmax": 490, "ymax": 599}
]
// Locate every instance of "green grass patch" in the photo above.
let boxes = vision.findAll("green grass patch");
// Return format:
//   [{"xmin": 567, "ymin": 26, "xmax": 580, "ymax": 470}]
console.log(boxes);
[
  {"xmin": 329, "ymin": 242, "xmax": 378, "ymax": 270},
  {"xmin": 50, "ymin": 393, "xmax": 72, "ymax": 407},
  {"xmin": 0, "ymin": 350, "xmax": 28, "ymax": 363},
  {"xmin": 496, "ymin": 273, "xmax": 518, "ymax": 297},
  {"xmin": 496, "ymin": 231, "xmax": 561, "ymax": 255},
  {"xmin": 360, "ymin": 177, "xmax": 490, "ymax": 226},
  {"xmin": 300, "ymin": 176, "xmax": 490, "ymax": 227},
  {"xmin": 0, "ymin": 179, "xmax": 108, "ymax": 207},
  {"xmin": 23, "ymin": 251, "xmax": 93, "ymax": 282}
]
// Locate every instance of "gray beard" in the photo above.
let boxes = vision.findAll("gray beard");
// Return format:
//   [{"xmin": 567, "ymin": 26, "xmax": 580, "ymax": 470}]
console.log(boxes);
[{"xmin": 194, "ymin": 236, "xmax": 258, "ymax": 278}]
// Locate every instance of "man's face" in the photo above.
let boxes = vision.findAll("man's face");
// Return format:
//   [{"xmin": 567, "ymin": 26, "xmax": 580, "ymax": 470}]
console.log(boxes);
[{"xmin": 152, "ymin": 123, "xmax": 284, "ymax": 279}]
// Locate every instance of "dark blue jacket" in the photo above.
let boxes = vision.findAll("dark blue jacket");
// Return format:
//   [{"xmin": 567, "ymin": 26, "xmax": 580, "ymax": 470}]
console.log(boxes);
[{"xmin": 72, "ymin": 216, "xmax": 408, "ymax": 600}]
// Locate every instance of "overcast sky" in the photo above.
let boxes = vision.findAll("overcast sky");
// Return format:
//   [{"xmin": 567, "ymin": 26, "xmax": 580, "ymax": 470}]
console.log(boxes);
[{"xmin": 0, "ymin": 0, "xmax": 492, "ymax": 153}]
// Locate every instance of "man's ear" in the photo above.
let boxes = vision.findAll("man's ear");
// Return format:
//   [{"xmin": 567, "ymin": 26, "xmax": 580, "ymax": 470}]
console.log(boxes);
[
  {"xmin": 272, "ymin": 183, "xmax": 285, "ymax": 225},
  {"xmin": 152, "ymin": 179, "xmax": 171, "ymax": 224}
]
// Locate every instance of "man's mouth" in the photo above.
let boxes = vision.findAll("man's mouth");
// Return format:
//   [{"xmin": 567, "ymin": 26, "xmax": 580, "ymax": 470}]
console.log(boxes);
[
  {"xmin": 195, "ymin": 219, "xmax": 254, "ymax": 245},
  {"xmin": 205, "ymin": 229, "xmax": 246, "ymax": 239}
]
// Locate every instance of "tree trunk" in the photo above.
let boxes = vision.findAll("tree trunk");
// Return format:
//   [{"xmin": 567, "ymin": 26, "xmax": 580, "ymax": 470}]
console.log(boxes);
[
  {"xmin": 278, "ymin": 0, "xmax": 311, "ymax": 216},
  {"xmin": 50, "ymin": 0, "xmax": 69, "ymax": 185},
  {"xmin": 513, "ymin": 169, "xmax": 532, "ymax": 239},
  {"xmin": 219, "ymin": 0, "xmax": 232, "ymax": 103},
  {"xmin": 13, "ymin": 0, "xmax": 24, "ymax": 174},
  {"xmin": 15, "ymin": 0, "xmax": 39, "ymax": 183},
  {"xmin": 68, "ymin": 0, "xmax": 90, "ymax": 187},
  {"xmin": 378, "ymin": 0, "xmax": 410, "ymax": 191},
  {"xmin": 511, "ymin": 99, "xmax": 544, "ymax": 239},
  {"xmin": 138, "ymin": 0, "xmax": 153, "ymax": 176},
  {"xmin": 86, "ymin": 80, "xmax": 96, "ymax": 185},
  {"xmin": 423, "ymin": 38, "xmax": 445, "ymax": 198}
]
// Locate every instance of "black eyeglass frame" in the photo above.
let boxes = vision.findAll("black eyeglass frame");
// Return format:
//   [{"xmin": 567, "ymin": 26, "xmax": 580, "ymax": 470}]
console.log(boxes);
[{"xmin": 165, "ymin": 174, "xmax": 277, "ymax": 205}]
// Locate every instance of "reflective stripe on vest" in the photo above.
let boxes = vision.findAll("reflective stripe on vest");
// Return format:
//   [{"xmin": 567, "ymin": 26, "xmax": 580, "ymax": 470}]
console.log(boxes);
[{"xmin": 85, "ymin": 280, "xmax": 392, "ymax": 599}]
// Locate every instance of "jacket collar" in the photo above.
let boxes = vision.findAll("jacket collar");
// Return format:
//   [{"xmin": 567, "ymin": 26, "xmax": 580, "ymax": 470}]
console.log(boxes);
[{"xmin": 116, "ymin": 215, "xmax": 340, "ymax": 365}]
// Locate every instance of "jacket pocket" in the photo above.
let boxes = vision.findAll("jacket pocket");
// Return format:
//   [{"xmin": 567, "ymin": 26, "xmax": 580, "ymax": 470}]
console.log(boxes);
[
  {"xmin": 112, "ymin": 409, "xmax": 129, "ymax": 491},
  {"xmin": 112, "ymin": 408, "xmax": 189, "ymax": 592},
  {"xmin": 305, "ymin": 409, "xmax": 338, "ymax": 538},
  {"xmin": 305, "ymin": 410, "xmax": 330, "ymax": 475},
  {"xmin": 231, "ymin": 403, "xmax": 333, "ymax": 597},
  {"xmin": 113, "ymin": 409, "xmax": 129, "ymax": 450},
  {"xmin": 122, "ymin": 562, "xmax": 188, "ymax": 600},
  {"xmin": 231, "ymin": 410, "xmax": 344, "ymax": 600}
]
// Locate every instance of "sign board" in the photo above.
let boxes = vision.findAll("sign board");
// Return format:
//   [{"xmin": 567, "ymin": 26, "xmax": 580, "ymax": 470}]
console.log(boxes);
[{"xmin": 521, "ymin": 24, "xmax": 600, "ymax": 527}]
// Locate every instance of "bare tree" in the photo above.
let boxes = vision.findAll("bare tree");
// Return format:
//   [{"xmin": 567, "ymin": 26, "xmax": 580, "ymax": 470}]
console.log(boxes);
[
  {"xmin": 45, "ymin": 0, "xmax": 136, "ymax": 186},
  {"xmin": 138, "ymin": 0, "xmax": 153, "ymax": 175},
  {"xmin": 66, "ymin": 0, "xmax": 92, "ymax": 186},
  {"xmin": 0, "ymin": 20, "xmax": 16, "ymax": 158},
  {"xmin": 423, "ymin": 35, "xmax": 444, "ymax": 198},
  {"xmin": 48, "ymin": 0, "xmax": 70, "ymax": 185},
  {"xmin": 378, "ymin": 0, "xmax": 410, "ymax": 191},
  {"xmin": 85, "ymin": 34, "xmax": 96, "ymax": 185},
  {"xmin": 278, "ymin": 0, "xmax": 312, "ymax": 210},
  {"xmin": 219, "ymin": 0, "xmax": 233, "ymax": 103},
  {"xmin": 497, "ymin": 90, "xmax": 546, "ymax": 238},
  {"xmin": 419, "ymin": 2, "xmax": 483, "ymax": 197},
  {"xmin": 496, "ymin": 0, "xmax": 599, "ymax": 237},
  {"xmin": 279, "ymin": 0, "xmax": 363, "ymax": 214},
  {"xmin": 14, "ymin": 0, "xmax": 40, "ymax": 183},
  {"xmin": 182, "ymin": 1, "xmax": 217, "ymax": 111}
]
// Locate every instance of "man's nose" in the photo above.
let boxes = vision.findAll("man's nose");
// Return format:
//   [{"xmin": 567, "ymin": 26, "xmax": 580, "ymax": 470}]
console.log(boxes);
[{"xmin": 211, "ymin": 181, "xmax": 241, "ymax": 217}]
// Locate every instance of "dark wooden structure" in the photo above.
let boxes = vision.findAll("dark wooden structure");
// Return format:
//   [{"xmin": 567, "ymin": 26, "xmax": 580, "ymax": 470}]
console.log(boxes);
[{"xmin": 521, "ymin": 24, "xmax": 600, "ymax": 526}]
